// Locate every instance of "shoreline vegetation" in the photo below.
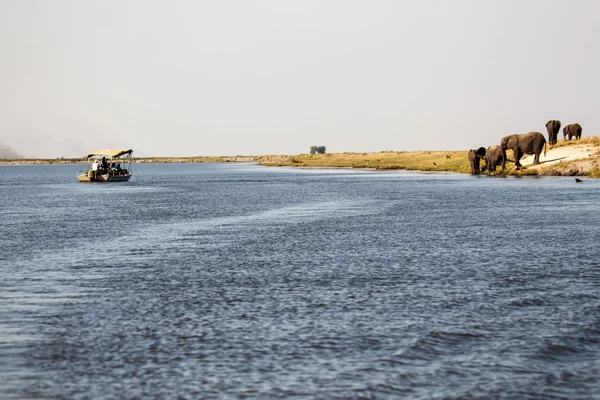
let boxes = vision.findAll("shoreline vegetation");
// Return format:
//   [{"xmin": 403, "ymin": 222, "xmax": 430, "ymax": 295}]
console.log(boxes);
[
  {"xmin": 2, "ymin": 137, "xmax": 599, "ymax": 177},
  {"xmin": 264, "ymin": 136, "xmax": 600, "ymax": 178}
]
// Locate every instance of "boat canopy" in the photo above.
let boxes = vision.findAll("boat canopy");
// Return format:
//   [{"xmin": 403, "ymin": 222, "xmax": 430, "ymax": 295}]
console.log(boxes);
[{"xmin": 84, "ymin": 149, "xmax": 133, "ymax": 159}]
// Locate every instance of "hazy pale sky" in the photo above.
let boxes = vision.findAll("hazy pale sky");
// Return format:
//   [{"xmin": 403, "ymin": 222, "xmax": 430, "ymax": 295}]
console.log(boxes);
[{"xmin": 1, "ymin": 0, "xmax": 599, "ymax": 158}]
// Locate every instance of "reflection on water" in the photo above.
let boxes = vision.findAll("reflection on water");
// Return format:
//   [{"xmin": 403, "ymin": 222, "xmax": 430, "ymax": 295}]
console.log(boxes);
[{"xmin": 1, "ymin": 163, "xmax": 600, "ymax": 399}]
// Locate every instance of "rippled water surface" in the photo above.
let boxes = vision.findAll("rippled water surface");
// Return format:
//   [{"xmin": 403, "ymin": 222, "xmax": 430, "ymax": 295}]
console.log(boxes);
[{"xmin": 1, "ymin": 163, "xmax": 600, "ymax": 399}]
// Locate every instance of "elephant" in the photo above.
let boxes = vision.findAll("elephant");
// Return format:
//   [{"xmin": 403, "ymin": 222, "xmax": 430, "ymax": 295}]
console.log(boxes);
[
  {"xmin": 485, "ymin": 146, "xmax": 506, "ymax": 175},
  {"xmin": 563, "ymin": 123, "xmax": 582, "ymax": 140},
  {"xmin": 467, "ymin": 147, "xmax": 486, "ymax": 175},
  {"xmin": 500, "ymin": 131, "xmax": 546, "ymax": 168},
  {"xmin": 545, "ymin": 120, "xmax": 561, "ymax": 145}
]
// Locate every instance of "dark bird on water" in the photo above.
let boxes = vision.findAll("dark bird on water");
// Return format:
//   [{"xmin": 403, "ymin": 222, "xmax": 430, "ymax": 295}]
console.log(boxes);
[{"xmin": 575, "ymin": 178, "xmax": 583, "ymax": 183}]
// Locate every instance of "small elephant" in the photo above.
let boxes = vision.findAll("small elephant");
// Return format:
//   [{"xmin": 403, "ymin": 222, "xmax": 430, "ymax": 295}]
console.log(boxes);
[
  {"xmin": 563, "ymin": 123, "xmax": 582, "ymax": 140},
  {"xmin": 467, "ymin": 147, "xmax": 486, "ymax": 175},
  {"xmin": 500, "ymin": 131, "xmax": 546, "ymax": 168},
  {"xmin": 545, "ymin": 120, "xmax": 561, "ymax": 145},
  {"xmin": 485, "ymin": 146, "xmax": 506, "ymax": 175}
]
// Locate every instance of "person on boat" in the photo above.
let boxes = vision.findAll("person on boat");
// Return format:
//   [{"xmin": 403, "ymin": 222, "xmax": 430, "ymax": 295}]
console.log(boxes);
[
  {"xmin": 101, "ymin": 156, "xmax": 108, "ymax": 171},
  {"xmin": 91, "ymin": 159, "xmax": 99, "ymax": 179}
]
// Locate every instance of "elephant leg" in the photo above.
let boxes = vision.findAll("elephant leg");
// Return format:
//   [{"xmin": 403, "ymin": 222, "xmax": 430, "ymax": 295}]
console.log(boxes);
[
  {"xmin": 533, "ymin": 152, "xmax": 540, "ymax": 164},
  {"xmin": 513, "ymin": 147, "xmax": 522, "ymax": 168},
  {"xmin": 469, "ymin": 160, "xmax": 476, "ymax": 175}
]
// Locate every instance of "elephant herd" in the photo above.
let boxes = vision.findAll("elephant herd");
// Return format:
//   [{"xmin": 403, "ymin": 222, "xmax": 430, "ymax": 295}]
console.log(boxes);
[
  {"xmin": 468, "ymin": 121, "xmax": 583, "ymax": 175},
  {"xmin": 545, "ymin": 120, "xmax": 583, "ymax": 145}
]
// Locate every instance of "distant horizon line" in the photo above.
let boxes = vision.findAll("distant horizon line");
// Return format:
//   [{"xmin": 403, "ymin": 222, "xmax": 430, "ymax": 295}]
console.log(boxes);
[
  {"xmin": 3, "ymin": 135, "xmax": 599, "ymax": 161},
  {"xmin": 3, "ymin": 150, "xmax": 468, "ymax": 161}
]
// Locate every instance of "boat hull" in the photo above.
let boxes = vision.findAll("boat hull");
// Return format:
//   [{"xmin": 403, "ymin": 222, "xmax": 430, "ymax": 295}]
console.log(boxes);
[{"xmin": 77, "ymin": 172, "xmax": 132, "ymax": 183}]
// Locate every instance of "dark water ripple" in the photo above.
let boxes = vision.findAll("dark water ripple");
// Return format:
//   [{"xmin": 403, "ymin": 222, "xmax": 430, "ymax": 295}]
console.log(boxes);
[{"xmin": 1, "ymin": 163, "xmax": 600, "ymax": 399}]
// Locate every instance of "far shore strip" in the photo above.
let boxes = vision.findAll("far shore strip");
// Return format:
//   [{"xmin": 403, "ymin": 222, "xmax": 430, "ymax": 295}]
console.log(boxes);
[{"xmin": 2, "ymin": 138, "xmax": 599, "ymax": 177}]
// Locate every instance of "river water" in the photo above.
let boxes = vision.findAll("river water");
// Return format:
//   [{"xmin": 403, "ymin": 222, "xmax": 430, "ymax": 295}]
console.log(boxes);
[{"xmin": 1, "ymin": 163, "xmax": 599, "ymax": 399}]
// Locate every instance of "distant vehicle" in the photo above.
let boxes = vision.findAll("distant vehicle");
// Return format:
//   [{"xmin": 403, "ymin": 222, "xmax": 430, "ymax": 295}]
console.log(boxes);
[{"xmin": 77, "ymin": 148, "xmax": 133, "ymax": 183}]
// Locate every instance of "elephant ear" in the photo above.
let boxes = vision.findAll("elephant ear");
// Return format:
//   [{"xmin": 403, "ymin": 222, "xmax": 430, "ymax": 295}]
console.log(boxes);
[
  {"xmin": 504, "ymin": 135, "xmax": 518, "ymax": 149},
  {"xmin": 476, "ymin": 147, "xmax": 486, "ymax": 157},
  {"xmin": 546, "ymin": 121, "xmax": 552, "ymax": 128}
]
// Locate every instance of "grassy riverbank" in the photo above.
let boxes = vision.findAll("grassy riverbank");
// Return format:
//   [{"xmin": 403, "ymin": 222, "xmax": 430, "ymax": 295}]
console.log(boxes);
[
  {"xmin": 261, "ymin": 137, "xmax": 600, "ymax": 177},
  {"xmin": 262, "ymin": 150, "xmax": 473, "ymax": 172}
]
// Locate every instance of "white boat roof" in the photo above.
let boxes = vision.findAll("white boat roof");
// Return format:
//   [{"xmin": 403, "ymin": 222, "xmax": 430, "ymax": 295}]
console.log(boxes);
[{"xmin": 85, "ymin": 149, "xmax": 133, "ymax": 159}]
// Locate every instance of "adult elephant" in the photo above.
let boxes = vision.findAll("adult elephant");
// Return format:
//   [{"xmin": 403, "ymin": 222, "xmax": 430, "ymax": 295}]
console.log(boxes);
[
  {"xmin": 545, "ymin": 120, "xmax": 561, "ymax": 145},
  {"xmin": 485, "ymin": 146, "xmax": 506, "ymax": 175},
  {"xmin": 500, "ymin": 132, "xmax": 546, "ymax": 168},
  {"xmin": 467, "ymin": 147, "xmax": 486, "ymax": 175},
  {"xmin": 563, "ymin": 123, "xmax": 582, "ymax": 140}
]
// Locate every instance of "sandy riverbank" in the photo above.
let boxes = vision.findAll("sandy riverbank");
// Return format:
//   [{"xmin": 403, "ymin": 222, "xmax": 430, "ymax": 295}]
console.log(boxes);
[{"xmin": 520, "ymin": 139, "xmax": 600, "ymax": 176}]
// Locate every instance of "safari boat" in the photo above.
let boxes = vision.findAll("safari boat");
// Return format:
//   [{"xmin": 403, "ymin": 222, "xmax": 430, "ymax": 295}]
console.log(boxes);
[{"xmin": 77, "ymin": 148, "xmax": 133, "ymax": 183}]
